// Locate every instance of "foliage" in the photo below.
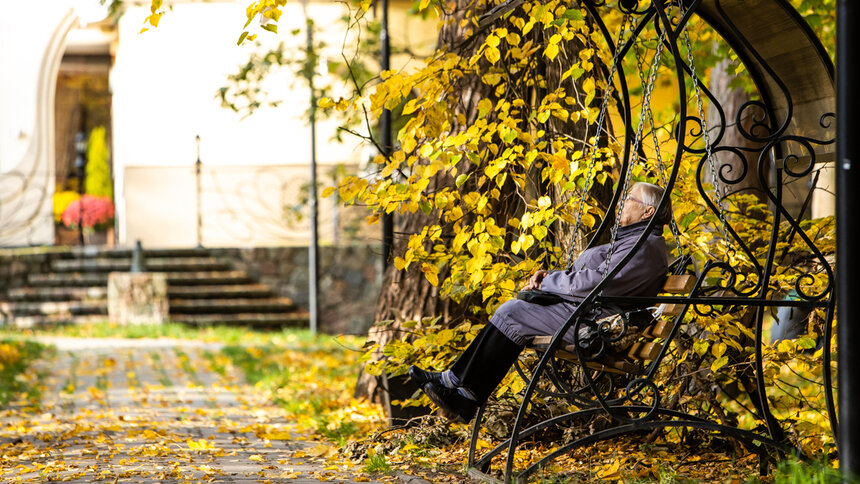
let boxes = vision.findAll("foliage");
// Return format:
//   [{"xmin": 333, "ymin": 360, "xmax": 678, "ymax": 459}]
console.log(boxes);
[
  {"xmin": 52, "ymin": 190, "xmax": 80, "ymax": 224},
  {"xmin": 790, "ymin": 0, "xmax": 835, "ymax": 60},
  {"xmin": 61, "ymin": 195, "xmax": 115, "ymax": 230},
  {"xmin": 85, "ymin": 126, "xmax": 113, "ymax": 199},
  {"xmin": 221, "ymin": 335, "xmax": 384, "ymax": 439},
  {"xmin": 0, "ymin": 340, "xmax": 47, "ymax": 406}
]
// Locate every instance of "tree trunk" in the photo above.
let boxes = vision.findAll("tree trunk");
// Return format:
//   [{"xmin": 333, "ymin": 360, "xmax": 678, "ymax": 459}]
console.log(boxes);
[{"xmin": 355, "ymin": 1, "xmax": 604, "ymax": 405}]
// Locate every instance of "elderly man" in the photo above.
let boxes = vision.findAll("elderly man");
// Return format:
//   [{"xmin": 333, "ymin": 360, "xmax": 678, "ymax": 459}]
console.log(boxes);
[{"xmin": 409, "ymin": 181, "xmax": 671, "ymax": 423}]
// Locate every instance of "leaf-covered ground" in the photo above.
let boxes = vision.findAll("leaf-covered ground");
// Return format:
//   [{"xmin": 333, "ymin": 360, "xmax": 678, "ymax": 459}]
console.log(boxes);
[
  {"xmin": 0, "ymin": 331, "xmax": 394, "ymax": 483},
  {"xmin": 0, "ymin": 325, "xmax": 842, "ymax": 483}
]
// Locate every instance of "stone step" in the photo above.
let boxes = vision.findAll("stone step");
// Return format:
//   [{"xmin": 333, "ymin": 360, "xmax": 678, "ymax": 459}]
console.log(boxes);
[
  {"xmin": 27, "ymin": 271, "xmax": 254, "ymax": 287},
  {"xmin": 0, "ymin": 300, "xmax": 107, "ymax": 317},
  {"xmin": 168, "ymin": 298, "xmax": 297, "ymax": 314},
  {"xmin": 4, "ymin": 314, "xmax": 109, "ymax": 329},
  {"xmin": 167, "ymin": 284, "xmax": 274, "ymax": 299},
  {"xmin": 8, "ymin": 286, "xmax": 108, "ymax": 302},
  {"xmin": 171, "ymin": 312, "xmax": 309, "ymax": 327},
  {"xmin": 166, "ymin": 271, "xmax": 255, "ymax": 285},
  {"xmin": 27, "ymin": 272, "xmax": 107, "ymax": 287},
  {"xmin": 52, "ymin": 257, "xmax": 232, "ymax": 273},
  {"xmin": 61, "ymin": 246, "xmax": 215, "ymax": 259}
]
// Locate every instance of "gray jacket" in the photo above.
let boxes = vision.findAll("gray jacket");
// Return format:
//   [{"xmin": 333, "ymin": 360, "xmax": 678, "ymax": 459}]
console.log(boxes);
[{"xmin": 540, "ymin": 220, "xmax": 669, "ymax": 302}]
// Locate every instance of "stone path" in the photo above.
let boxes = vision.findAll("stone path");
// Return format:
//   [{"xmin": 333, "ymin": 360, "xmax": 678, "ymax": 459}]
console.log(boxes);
[{"xmin": 0, "ymin": 337, "xmax": 419, "ymax": 483}]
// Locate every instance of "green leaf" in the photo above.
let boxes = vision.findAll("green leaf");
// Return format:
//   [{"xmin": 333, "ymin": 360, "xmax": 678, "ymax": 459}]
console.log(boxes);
[
  {"xmin": 797, "ymin": 337, "xmax": 817, "ymax": 349},
  {"xmin": 561, "ymin": 8, "xmax": 583, "ymax": 20},
  {"xmin": 680, "ymin": 212, "xmax": 697, "ymax": 229}
]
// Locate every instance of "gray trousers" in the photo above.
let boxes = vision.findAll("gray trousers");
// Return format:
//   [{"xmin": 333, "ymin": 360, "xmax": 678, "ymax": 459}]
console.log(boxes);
[{"xmin": 489, "ymin": 298, "xmax": 580, "ymax": 346}]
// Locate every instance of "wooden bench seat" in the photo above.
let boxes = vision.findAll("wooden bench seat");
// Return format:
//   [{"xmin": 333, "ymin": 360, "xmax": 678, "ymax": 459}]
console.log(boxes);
[{"xmin": 530, "ymin": 275, "xmax": 696, "ymax": 374}]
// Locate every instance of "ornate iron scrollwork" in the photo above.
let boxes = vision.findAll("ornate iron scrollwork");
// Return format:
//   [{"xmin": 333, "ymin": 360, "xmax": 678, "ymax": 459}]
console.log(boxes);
[{"xmin": 469, "ymin": 0, "xmax": 837, "ymax": 481}]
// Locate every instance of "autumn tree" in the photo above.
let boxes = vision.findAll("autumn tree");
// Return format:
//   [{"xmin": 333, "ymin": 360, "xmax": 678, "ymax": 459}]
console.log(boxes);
[{"xmin": 143, "ymin": 3, "xmax": 837, "ymax": 456}]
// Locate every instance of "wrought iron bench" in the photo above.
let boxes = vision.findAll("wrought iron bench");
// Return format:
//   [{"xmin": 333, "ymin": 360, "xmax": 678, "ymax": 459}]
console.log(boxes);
[{"xmin": 464, "ymin": 266, "xmax": 823, "ymax": 483}]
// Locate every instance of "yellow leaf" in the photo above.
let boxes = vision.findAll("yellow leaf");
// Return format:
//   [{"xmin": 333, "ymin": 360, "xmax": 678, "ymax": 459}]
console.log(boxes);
[
  {"xmin": 259, "ymin": 430, "xmax": 292, "ymax": 440},
  {"xmin": 544, "ymin": 43, "xmax": 559, "ymax": 60},
  {"xmin": 597, "ymin": 459, "xmax": 622, "ymax": 479},
  {"xmin": 321, "ymin": 187, "xmax": 336, "ymax": 198},
  {"xmin": 712, "ymin": 342, "xmax": 727, "ymax": 359},
  {"xmin": 778, "ymin": 339, "xmax": 796, "ymax": 354},
  {"xmin": 318, "ymin": 97, "xmax": 335, "ymax": 109},
  {"xmin": 394, "ymin": 257, "xmax": 408, "ymax": 270},
  {"xmin": 485, "ymin": 46, "xmax": 501, "ymax": 64},
  {"xmin": 249, "ymin": 454, "xmax": 265, "ymax": 462},
  {"xmin": 711, "ymin": 355, "xmax": 729, "ymax": 372},
  {"xmin": 306, "ymin": 444, "xmax": 337, "ymax": 458},
  {"xmin": 187, "ymin": 438, "xmax": 217, "ymax": 451}
]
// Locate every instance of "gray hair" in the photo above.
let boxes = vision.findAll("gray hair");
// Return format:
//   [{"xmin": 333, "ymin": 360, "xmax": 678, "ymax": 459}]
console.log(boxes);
[{"xmin": 633, "ymin": 181, "xmax": 673, "ymax": 225}]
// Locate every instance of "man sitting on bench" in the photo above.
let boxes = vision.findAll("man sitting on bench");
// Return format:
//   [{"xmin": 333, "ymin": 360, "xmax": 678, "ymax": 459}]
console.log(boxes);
[{"xmin": 409, "ymin": 181, "xmax": 672, "ymax": 423}]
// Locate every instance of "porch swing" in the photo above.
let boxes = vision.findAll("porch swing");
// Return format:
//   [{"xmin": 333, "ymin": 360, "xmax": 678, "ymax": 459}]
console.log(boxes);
[
  {"xmin": 466, "ymin": 0, "xmax": 837, "ymax": 481},
  {"xmin": 524, "ymin": 0, "xmax": 725, "ymax": 375}
]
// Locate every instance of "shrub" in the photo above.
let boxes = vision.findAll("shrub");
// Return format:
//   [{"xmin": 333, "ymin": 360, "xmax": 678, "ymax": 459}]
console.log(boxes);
[
  {"xmin": 61, "ymin": 195, "xmax": 115, "ymax": 230},
  {"xmin": 53, "ymin": 190, "xmax": 80, "ymax": 223}
]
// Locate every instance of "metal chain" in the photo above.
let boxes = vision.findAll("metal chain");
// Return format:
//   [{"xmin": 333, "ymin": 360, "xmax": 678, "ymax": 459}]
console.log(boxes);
[
  {"xmin": 678, "ymin": 1, "xmax": 732, "ymax": 245},
  {"xmin": 600, "ymin": 17, "xmax": 667, "ymax": 278},
  {"xmin": 633, "ymin": 29, "xmax": 683, "ymax": 256},
  {"xmin": 565, "ymin": 12, "xmax": 631, "ymax": 268}
]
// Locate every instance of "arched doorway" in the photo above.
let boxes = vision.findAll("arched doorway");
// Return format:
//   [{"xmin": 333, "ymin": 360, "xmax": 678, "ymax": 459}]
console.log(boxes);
[{"xmin": 53, "ymin": 11, "xmax": 116, "ymax": 246}]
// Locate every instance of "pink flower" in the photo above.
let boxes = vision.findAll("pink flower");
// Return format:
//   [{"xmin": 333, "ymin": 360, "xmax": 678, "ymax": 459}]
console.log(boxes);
[{"xmin": 61, "ymin": 195, "xmax": 115, "ymax": 229}]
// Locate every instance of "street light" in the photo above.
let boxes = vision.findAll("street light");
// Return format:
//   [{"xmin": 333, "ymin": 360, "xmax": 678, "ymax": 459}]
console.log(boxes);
[
  {"xmin": 380, "ymin": 0, "xmax": 394, "ymax": 269},
  {"xmin": 195, "ymin": 135, "xmax": 203, "ymax": 248},
  {"xmin": 74, "ymin": 131, "xmax": 87, "ymax": 246}
]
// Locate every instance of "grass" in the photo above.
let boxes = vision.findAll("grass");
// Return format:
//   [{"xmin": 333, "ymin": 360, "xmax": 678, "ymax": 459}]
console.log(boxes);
[
  {"xmin": 763, "ymin": 457, "xmax": 848, "ymax": 484},
  {"xmin": 0, "ymin": 321, "xmax": 344, "ymax": 346},
  {"xmin": 363, "ymin": 453, "xmax": 392, "ymax": 474}
]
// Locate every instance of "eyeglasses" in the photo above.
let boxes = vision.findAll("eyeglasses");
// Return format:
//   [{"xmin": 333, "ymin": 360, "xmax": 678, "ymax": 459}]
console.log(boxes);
[{"xmin": 626, "ymin": 195, "xmax": 653, "ymax": 207}]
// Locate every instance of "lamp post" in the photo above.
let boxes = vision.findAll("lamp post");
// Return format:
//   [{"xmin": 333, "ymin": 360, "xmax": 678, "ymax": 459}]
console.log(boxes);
[
  {"xmin": 195, "ymin": 135, "xmax": 203, "ymax": 248},
  {"xmin": 837, "ymin": 0, "xmax": 858, "ymax": 478},
  {"xmin": 74, "ymin": 131, "xmax": 87, "ymax": 246},
  {"xmin": 380, "ymin": 0, "xmax": 394, "ymax": 269},
  {"xmin": 305, "ymin": 12, "xmax": 319, "ymax": 336}
]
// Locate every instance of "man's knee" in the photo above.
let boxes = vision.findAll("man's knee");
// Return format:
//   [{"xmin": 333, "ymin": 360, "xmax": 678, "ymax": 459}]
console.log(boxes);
[{"xmin": 493, "ymin": 299, "xmax": 526, "ymax": 320}]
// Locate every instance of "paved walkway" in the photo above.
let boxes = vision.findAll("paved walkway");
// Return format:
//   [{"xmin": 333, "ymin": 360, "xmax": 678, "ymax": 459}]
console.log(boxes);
[{"xmin": 0, "ymin": 337, "xmax": 416, "ymax": 483}]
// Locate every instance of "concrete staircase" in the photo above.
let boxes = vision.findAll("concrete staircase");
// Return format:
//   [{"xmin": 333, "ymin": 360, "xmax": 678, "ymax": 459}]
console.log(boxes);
[{"xmin": 0, "ymin": 247, "xmax": 309, "ymax": 328}]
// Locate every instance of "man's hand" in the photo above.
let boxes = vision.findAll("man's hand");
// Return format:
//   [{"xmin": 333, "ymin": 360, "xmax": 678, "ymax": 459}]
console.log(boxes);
[{"xmin": 522, "ymin": 270, "xmax": 548, "ymax": 291}]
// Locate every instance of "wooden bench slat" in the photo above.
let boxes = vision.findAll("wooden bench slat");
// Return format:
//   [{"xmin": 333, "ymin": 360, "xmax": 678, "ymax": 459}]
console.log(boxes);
[
  {"xmin": 550, "ymin": 347, "xmax": 639, "ymax": 375},
  {"xmin": 662, "ymin": 275, "xmax": 696, "ymax": 294},
  {"xmin": 628, "ymin": 341, "xmax": 661, "ymax": 361},
  {"xmin": 532, "ymin": 335, "xmax": 553, "ymax": 346},
  {"xmin": 658, "ymin": 303, "xmax": 684, "ymax": 316},
  {"xmin": 641, "ymin": 319, "xmax": 671, "ymax": 339}
]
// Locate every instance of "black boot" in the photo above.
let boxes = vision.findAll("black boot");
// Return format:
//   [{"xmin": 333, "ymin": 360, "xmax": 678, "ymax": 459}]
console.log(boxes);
[
  {"xmin": 423, "ymin": 382, "xmax": 478, "ymax": 423},
  {"xmin": 408, "ymin": 365, "xmax": 446, "ymax": 387},
  {"xmin": 449, "ymin": 323, "xmax": 525, "ymax": 404}
]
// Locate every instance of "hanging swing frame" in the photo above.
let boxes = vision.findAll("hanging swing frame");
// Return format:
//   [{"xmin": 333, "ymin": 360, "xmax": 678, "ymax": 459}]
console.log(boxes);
[{"xmin": 465, "ymin": 0, "xmax": 837, "ymax": 482}]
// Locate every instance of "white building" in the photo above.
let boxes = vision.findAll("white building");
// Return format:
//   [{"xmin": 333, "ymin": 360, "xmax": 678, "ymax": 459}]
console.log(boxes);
[{"xmin": 0, "ymin": 0, "xmax": 435, "ymax": 248}]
